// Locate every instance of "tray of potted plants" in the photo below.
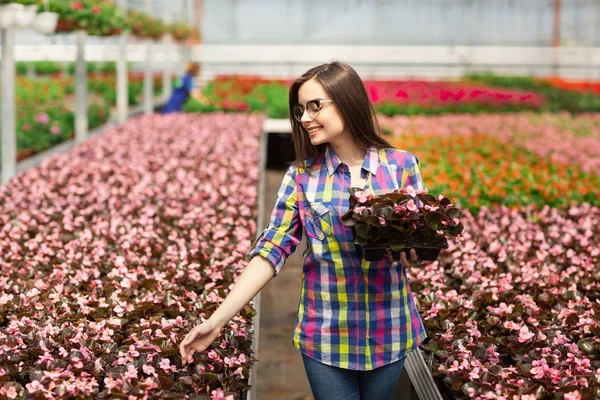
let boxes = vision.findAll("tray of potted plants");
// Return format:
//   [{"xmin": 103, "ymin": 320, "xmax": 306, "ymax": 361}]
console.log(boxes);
[{"xmin": 341, "ymin": 185, "xmax": 464, "ymax": 262}]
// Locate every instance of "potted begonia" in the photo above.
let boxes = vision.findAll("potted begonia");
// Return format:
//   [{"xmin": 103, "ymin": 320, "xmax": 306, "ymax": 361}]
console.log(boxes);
[
  {"xmin": 342, "ymin": 186, "xmax": 464, "ymax": 262},
  {"xmin": 128, "ymin": 9, "xmax": 166, "ymax": 41}
]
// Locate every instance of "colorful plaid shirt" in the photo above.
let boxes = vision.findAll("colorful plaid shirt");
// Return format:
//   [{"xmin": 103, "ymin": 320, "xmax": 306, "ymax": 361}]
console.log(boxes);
[{"xmin": 247, "ymin": 145, "xmax": 427, "ymax": 371}]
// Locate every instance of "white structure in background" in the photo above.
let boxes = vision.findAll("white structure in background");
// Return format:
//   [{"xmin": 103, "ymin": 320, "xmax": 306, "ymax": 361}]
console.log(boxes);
[
  {"xmin": 195, "ymin": 0, "xmax": 599, "ymax": 81},
  {"xmin": 0, "ymin": 2, "xmax": 58, "ymax": 185}
]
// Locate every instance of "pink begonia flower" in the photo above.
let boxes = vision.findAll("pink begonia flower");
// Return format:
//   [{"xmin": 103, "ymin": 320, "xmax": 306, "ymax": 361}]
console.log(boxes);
[
  {"xmin": 238, "ymin": 353, "xmax": 247, "ymax": 363},
  {"xmin": 355, "ymin": 189, "xmax": 373, "ymax": 203},
  {"xmin": 159, "ymin": 358, "xmax": 176, "ymax": 373},
  {"xmin": 35, "ymin": 113, "xmax": 50, "ymax": 124},
  {"xmin": 424, "ymin": 204, "xmax": 439, "ymax": 211},
  {"xmin": 404, "ymin": 185, "xmax": 417, "ymax": 197},
  {"xmin": 3, "ymin": 386, "xmax": 18, "ymax": 399},
  {"xmin": 406, "ymin": 199, "xmax": 418, "ymax": 212},
  {"xmin": 211, "ymin": 388, "xmax": 235, "ymax": 400},
  {"xmin": 234, "ymin": 367, "xmax": 244, "ymax": 378},
  {"xmin": 224, "ymin": 357, "xmax": 236, "ymax": 368},
  {"xmin": 143, "ymin": 365, "xmax": 157, "ymax": 377},
  {"xmin": 207, "ymin": 350, "xmax": 219, "ymax": 360},
  {"xmin": 127, "ymin": 345, "xmax": 140, "ymax": 358},
  {"xmin": 517, "ymin": 325, "xmax": 535, "ymax": 343},
  {"xmin": 564, "ymin": 391, "xmax": 582, "ymax": 400},
  {"xmin": 124, "ymin": 364, "xmax": 138, "ymax": 381},
  {"xmin": 38, "ymin": 352, "xmax": 54, "ymax": 365},
  {"xmin": 26, "ymin": 380, "xmax": 44, "ymax": 393},
  {"xmin": 104, "ymin": 377, "xmax": 117, "ymax": 390},
  {"xmin": 354, "ymin": 205, "xmax": 367, "ymax": 215},
  {"xmin": 50, "ymin": 125, "xmax": 61, "ymax": 135},
  {"xmin": 394, "ymin": 204, "xmax": 406, "ymax": 214}
]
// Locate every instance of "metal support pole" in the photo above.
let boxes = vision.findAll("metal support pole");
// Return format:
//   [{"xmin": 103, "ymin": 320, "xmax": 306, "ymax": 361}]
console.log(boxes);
[
  {"xmin": 117, "ymin": 31, "xmax": 129, "ymax": 124},
  {"xmin": 162, "ymin": 57, "xmax": 172, "ymax": 102},
  {"xmin": 143, "ymin": 0, "xmax": 153, "ymax": 115},
  {"xmin": 552, "ymin": 0, "xmax": 562, "ymax": 76},
  {"xmin": 1, "ymin": 27, "xmax": 16, "ymax": 185},
  {"xmin": 586, "ymin": 0, "xmax": 595, "ymax": 79},
  {"xmin": 117, "ymin": 0, "xmax": 129, "ymax": 124},
  {"xmin": 75, "ymin": 29, "xmax": 88, "ymax": 144},
  {"xmin": 143, "ymin": 39, "xmax": 154, "ymax": 115}
]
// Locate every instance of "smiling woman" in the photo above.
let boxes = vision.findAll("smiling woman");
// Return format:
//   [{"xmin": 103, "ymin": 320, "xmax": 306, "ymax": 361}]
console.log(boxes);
[{"xmin": 181, "ymin": 61, "xmax": 428, "ymax": 400}]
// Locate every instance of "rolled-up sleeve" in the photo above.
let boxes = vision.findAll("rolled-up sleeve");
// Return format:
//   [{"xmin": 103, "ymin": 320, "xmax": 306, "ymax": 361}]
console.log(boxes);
[{"xmin": 247, "ymin": 164, "xmax": 302, "ymax": 276}]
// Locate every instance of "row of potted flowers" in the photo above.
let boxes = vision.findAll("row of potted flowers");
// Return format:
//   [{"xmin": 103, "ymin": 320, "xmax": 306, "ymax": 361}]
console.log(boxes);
[
  {"xmin": 380, "ymin": 111, "xmax": 600, "ymax": 177},
  {"xmin": 385, "ymin": 125, "xmax": 600, "ymax": 213},
  {"xmin": 184, "ymin": 75, "xmax": 550, "ymax": 118},
  {"xmin": 409, "ymin": 202, "xmax": 600, "ymax": 399},
  {"xmin": 6, "ymin": 72, "xmax": 163, "ymax": 162},
  {"xmin": 185, "ymin": 74, "xmax": 600, "ymax": 118},
  {"xmin": 1, "ymin": 0, "xmax": 199, "ymax": 42},
  {"xmin": 0, "ymin": 113, "xmax": 263, "ymax": 399},
  {"xmin": 465, "ymin": 73, "xmax": 600, "ymax": 114}
]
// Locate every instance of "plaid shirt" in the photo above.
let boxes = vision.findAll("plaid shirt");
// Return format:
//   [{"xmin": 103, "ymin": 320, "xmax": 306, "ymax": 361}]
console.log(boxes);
[{"xmin": 248, "ymin": 145, "xmax": 427, "ymax": 371}]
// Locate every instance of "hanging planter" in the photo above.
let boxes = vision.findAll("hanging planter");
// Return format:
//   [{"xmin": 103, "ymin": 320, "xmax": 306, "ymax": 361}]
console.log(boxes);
[
  {"xmin": 31, "ymin": 0, "xmax": 58, "ymax": 34},
  {"xmin": 14, "ymin": 3, "xmax": 36, "ymax": 27},
  {"xmin": 0, "ymin": 3, "xmax": 23, "ymax": 29},
  {"xmin": 12, "ymin": 0, "xmax": 129, "ymax": 37},
  {"xmin": 128, "ymin": 9, "xmax": 166, "ymax": 41},
  {"xmin": 31, "ymin": 10, "xmax": 57, "ymax": 34},
  {"xmin": 168, "ymin": 22, "xmax": 201, "ymax": 44}
]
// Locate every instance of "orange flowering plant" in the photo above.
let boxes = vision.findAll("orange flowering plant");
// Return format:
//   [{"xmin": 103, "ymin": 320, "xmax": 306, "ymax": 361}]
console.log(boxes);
[{"xmin": 342, "ymin": 186, "xmax": 464, "ymax": 261}]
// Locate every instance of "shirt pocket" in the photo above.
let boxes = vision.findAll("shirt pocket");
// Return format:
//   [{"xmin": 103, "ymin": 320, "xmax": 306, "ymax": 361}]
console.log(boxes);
[{"xmin": 303, "ymin": 202, "xmax": 333, "ymax": 241}]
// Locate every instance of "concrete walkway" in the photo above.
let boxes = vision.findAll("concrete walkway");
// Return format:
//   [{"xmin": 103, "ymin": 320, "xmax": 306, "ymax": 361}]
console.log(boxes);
[{"xmin": 256, "ymin": 169, "xmax": 418, "ymax": 400}]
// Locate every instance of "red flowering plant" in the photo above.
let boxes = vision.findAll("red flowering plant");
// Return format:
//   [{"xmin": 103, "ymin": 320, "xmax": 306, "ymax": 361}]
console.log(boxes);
[
  {"xmin": 342, "ymin": 186, "xmax": 464, "ymax": 261},
  {"xmin": 14, "ymin": 0, "xmax": 129, "ymax": 36}
]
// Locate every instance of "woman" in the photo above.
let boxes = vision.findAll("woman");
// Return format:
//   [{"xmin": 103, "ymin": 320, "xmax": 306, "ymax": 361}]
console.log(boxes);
[
  {"xmin": 180, "ymin": 61, "xmax": 426, "ymax": 400},
  {"xmin": 161, "ymin": 62, "xmax": 203, "ymax": 114}
]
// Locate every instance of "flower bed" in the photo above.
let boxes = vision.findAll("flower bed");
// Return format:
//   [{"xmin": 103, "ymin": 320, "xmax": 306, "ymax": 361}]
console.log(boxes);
[
  {"xmin": 185, "ymin": 76, "xmax": 549, "ymax": 118},
  {"xmin": 408, "ymin": 203, "xmax": 600, "ymax": 399},
  {"xmin": 380, "ymin": 112, "xmax": 600, "ymax": 398},
  {"xmin": 380, "ymin": 113, "xmax": 600, "ymax": 212},
  {"xmin": 0, "ymin": 113, "xmax": 263, "ymax": 399},
  {"xmin": 542, "ymin": 77, "xmax": 600, "ymax": 95},
  {"xmin": 466, "ymin": 73, "xmax": 600, "ymax": 113},
  {"xmin": 366, "ymin": 80, "xmax": 544, "ymax": 115},
  {"xmin": 2, "ymin": 72, "xmax": 163, "ymax": 163}
]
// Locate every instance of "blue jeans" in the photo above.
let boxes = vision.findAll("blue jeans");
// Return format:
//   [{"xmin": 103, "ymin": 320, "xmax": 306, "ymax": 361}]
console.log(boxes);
[{"xmin": 301, "ymin": 354, "xmax": 406, "ymax": 400}]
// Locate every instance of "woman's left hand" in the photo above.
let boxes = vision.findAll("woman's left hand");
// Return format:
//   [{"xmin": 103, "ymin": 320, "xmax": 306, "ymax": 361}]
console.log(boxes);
[{"xmin": 386, "ymin": 248, "xmax": 421, "ymax": 265}]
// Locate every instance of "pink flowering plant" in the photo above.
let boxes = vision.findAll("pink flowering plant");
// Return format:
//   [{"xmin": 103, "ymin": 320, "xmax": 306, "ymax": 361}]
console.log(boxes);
[
  {"xmin": 0, "ymin": 113, "xmax": 261, "ymax": 399},
  {"xmin": 342, "ymin": 186, "xmax": 464, "ymax": 261},
  {"xmin": 411, "ymin": 203, "xmax": 600, "ymax": 399}
]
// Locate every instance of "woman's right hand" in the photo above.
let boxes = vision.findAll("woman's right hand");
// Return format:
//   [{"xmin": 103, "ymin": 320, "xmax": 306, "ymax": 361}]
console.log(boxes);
[{"xmin": 179, "ymin": 319, "xmax": 223, "ymax": 364}]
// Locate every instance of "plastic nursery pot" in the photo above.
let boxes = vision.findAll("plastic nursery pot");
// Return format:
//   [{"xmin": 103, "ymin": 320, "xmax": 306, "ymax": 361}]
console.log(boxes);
[
  {"xmin": 32, "ymin": 11, "xmax": 59, "ymax": 35},
  {"xmin": 360, "ymin": 238, "xmax": 449, "ymax": 262}
]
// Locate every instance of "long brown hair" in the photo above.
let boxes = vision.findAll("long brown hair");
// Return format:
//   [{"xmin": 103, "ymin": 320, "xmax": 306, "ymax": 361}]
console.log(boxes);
[{"xmin": 289, "ymin": 61, "xmax": 393, "ymax": 170}]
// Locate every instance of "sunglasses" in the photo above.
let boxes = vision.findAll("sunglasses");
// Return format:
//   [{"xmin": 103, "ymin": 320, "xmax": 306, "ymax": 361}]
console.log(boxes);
[{"xmin": 293, "ymin": 99, "xmax": 333, "ymax": 122}]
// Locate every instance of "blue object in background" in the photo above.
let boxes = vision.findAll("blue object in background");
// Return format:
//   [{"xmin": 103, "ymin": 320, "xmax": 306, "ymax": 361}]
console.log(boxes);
[{"xmin": 161, "ymin": 73, "xmax": 195, "ymax": 114}]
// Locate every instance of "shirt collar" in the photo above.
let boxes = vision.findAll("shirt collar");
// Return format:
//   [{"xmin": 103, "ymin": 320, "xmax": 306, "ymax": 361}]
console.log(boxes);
[{"xmin": 324, "ymin": 145, "xmax": 379, "ymax": 177}]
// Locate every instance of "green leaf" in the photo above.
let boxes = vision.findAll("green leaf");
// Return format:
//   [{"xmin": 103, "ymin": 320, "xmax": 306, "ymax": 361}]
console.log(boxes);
[
  {"xmin": 424, "ymin": 212, "xmax": 444, "ymax": 229},
  {"xmin": 578, "ymin": 338, "xmax": 596, "ymax": 355},
  {"xmin": 356, "ymin": 224, "xmax": 369, "ymax": 239}
]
